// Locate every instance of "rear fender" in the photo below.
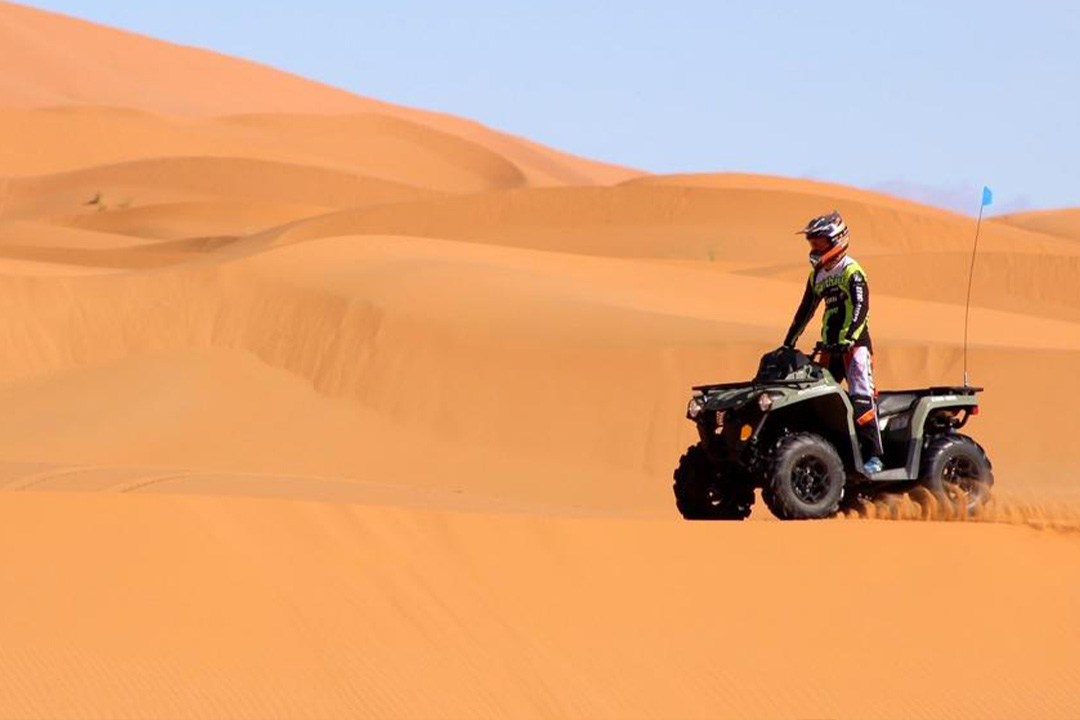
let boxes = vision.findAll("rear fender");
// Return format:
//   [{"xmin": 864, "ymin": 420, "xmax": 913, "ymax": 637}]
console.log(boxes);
[{"xmin": 906, "ymin": 396, "xmax": 980, "ymax": 476}]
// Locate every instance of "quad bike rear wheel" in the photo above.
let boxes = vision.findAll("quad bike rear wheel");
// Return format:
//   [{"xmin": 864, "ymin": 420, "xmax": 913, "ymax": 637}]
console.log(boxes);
[
  {"xmin": 673, "ymin": 444, "xmax": 754, "ymax": 520},
  {"xmin": 920, "ymin": 434, "xmax": 993, "ymax": 516},
  {"xmin": 763, "ymin": 432, "xmax": 846, "ymax": 520}
]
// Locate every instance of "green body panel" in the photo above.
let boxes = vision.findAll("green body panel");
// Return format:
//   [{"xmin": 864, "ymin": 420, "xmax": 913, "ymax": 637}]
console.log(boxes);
[{"xmin": 698, "ymin": 369, "xmax": 865, "ymax": 471}]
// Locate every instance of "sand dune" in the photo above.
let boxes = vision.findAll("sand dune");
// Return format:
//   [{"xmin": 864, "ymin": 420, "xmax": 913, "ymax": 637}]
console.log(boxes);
[
  {"xmin": 0, "ymin": 2, "xmax": 637, "ymax": 186},
  {"xmin": 992, "ymin": 207, "xmax": 1080, "ymax": 241},
  {"xmin": 0, "ymin": 107, "xmax": 544, "ymax": 192},
  {"xmin": 742, "ymin": 251, "xmax": 1080, "ymax": 323},
  {"xmin": 58, "ymin": 200, "xmax": 331, "ymax": 241},
  {"xmin": 3, "ymin": 163, "xmax": 1079, "ymax": 717},
  {"xmin": 1, "ymin": 493, "xmax": 1078, "ymax": 720},
  {"xmin": 623, "ymin": 171, "xmax": 964, "ymax": 217},
  {"xmin": 253, "ymin": 182, "xmax": 1080, "ymax": 262},
  {"xmin": 0, "ymin": 2, "xmax": 1077, "ymax": 718},
  {"xmin": 0, "ymin": 233, "xmax": 1076, "ymax": 511},
  {"xmin": 215, "ymin": 112, "xmax": 532, "ymax": 192},
  {"xmin": 2, "ymin": 156, "xmax": 434, "ymax": 219}
]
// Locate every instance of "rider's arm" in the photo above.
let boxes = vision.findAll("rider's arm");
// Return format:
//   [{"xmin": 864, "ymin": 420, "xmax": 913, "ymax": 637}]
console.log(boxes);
[
  {"xmin": 783, "ymin": 277, "xmax": 819, "ymax": 348},
  {"xmin": 843, "ymin": 271, "xmax": 870, "ymax": 345}
]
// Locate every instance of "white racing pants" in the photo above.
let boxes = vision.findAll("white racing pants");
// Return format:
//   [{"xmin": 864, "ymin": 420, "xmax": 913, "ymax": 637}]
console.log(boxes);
[{"xmin": 822, "ymin": 345, "xmax": 883, "ymax": 459}]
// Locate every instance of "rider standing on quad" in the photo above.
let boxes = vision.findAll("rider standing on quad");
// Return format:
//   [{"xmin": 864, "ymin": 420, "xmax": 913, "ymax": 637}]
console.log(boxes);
[{"xmin": 783, "ymin": 211, "xmax": 884, "ymax": 475}]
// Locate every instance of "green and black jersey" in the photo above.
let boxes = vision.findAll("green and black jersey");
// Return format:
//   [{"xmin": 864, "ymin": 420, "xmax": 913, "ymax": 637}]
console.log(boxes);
[{"xmin": 784, "ymin": 257, "xmax": 872, "ymax": 351}]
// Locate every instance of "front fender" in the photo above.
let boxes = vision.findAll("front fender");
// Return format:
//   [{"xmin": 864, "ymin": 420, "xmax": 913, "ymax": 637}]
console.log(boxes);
[
  {"xmin": 703, "ymin": 388, "xmax": 757, "ymax": 413},
  {"xmin": 757, "ymin": 390, "xmax": 862, "ymax": 470}
]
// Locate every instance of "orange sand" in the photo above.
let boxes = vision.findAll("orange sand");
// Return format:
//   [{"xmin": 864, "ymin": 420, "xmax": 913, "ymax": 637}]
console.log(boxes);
[{"xmin": 0, "ymin": 2, "xmax": 1077, "ymax": 718}]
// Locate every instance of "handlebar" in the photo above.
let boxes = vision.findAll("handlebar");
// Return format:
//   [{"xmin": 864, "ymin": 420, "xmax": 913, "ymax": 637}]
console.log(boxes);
[{"xmin": 810, "ymin": 342, "xmax": 851, "ymax": 360}]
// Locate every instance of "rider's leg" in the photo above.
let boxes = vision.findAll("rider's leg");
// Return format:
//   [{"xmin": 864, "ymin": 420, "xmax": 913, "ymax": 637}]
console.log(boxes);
[
  {"xmin": 820, "ymin": 352, "xmax": 848, "ymax": 384},
  {"xmin": 846, "ymin": 347, "xmax": 884, "ymax": 462}
]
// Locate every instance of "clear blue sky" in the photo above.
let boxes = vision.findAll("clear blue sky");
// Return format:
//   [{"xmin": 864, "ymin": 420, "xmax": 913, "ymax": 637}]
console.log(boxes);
[{"xmin": 25, "ymin": 0, "xmax": 1080, "ymax": 213}]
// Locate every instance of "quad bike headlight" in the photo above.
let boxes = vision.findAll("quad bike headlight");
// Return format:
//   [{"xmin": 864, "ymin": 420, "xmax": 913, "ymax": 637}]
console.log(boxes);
[{"xmin": 687, "ymin": 396, "xmax": 705, "ymax": 419}]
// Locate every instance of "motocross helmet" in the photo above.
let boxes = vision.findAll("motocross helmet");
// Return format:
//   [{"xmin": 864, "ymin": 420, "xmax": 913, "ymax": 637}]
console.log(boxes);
[{"xmin": 798, "ymin": 210, "xmax": 849, "ymax": 269}]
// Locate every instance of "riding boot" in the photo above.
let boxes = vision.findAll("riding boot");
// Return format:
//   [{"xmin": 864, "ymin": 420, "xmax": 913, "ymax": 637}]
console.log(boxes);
[{"xmin": 851, "ymin": 393, "xmax": 884, "ymax": 458}]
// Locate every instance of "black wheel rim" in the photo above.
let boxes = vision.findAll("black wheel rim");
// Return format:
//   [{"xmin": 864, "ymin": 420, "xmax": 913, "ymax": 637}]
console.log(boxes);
[
  {"xmin": 942, "ymin": 455, "xmax": 984, "ymax": 507},
  {"xmin": 791, "ymin": 456, "xmax": 831, "ymax": 505}
]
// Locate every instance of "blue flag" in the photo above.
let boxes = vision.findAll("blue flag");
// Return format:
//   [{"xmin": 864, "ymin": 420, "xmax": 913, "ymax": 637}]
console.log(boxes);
[{"xmin": 982, "ymin": 186, "xmax": 993, "ymax": 207}]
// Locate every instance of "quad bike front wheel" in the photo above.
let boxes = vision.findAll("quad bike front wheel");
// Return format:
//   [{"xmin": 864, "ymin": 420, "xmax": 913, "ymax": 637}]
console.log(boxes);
[
  {"xmin": 763, "ymin": 433, "xmax": 846, "ymax": 520},
  {"xmin": 920, "ymin": 434, "xmax": 994, "ymax": 516},
  {"xmin": 673, "ymin": 443, "xmax": 755, "ymax": 520}
]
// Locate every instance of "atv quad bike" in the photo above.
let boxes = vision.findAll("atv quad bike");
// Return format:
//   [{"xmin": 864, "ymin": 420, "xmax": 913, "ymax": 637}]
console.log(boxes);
[{"xmin": 674, "ymin": 345, "xmax": 993, "ymax": 520}]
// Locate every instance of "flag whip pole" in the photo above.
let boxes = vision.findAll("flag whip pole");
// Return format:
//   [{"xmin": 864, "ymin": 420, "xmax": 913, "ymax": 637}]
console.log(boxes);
[{"xmin": 963, "ymin": 187, "xmax": 992, "ymax": 387}]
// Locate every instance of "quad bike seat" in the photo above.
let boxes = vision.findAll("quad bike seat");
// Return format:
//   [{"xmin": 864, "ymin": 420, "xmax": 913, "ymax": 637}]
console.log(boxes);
[{"xmin": 876, "ymin": 392, "xmax": 920, "ymax": 417}]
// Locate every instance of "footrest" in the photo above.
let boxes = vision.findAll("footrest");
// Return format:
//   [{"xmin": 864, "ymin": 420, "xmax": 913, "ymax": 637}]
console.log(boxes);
[{"xmin": 866, "ymin": 468, "xmax": 911, "ymax": 482}]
